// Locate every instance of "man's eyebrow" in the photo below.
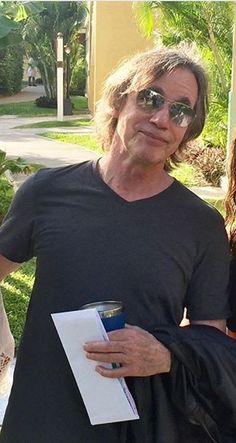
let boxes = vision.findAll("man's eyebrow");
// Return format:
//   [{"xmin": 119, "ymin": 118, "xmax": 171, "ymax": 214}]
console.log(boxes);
[
  {"xmin": 149, "ymin": 87, "xmax": 192, "ymax": 107},
  {"xmin": 149, "ymin": 86, "xmax": 164, "ymax": 95},
  {"xmin": 175, "ymin": 97, "xmax": 192, "ymax": 106}
]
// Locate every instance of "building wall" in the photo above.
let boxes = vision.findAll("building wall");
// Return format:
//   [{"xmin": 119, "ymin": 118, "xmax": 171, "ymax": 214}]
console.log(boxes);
[{"xmin": 88, "ymin": 1, "xmax": 154, "ymax": 113}]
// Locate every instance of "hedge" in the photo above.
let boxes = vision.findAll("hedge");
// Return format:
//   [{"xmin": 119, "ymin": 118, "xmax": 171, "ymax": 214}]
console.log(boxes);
[{"xmin": 0, "ymin": 39, "xmax": 24, "ymax": 95}]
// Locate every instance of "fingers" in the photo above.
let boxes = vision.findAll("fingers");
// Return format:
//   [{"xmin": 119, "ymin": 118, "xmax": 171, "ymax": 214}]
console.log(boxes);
[
  {"xmin": 86, "ymin": 351, "xmax": 129, "ymax": 364},
  {"xmin": 84, "ymin": 340, "xmax": 126, "ymax": 353},
  {"xmin": 95, "ymin": 364, "xmax": 131, "ymax": 378}
]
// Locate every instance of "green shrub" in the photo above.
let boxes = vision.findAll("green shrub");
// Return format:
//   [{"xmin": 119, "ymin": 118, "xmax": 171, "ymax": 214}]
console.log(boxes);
[
  {"xmin": 70, "ymin": 58, "xmax": 86, "ymax": 96},
  {"xmin": 0, "ymin": 176, "xmax": 14, "ymax": 224},
  {"xmin": 0, "ymin": 41, "xmax": 24, "ymax": 95},
  {"xmin": 201, "ymin": 99, "xmax": 228, "ymax": 149},
  {"xmin": 0, "ymin": 150, "xmax": 44, "ymax": 224},
  {"xmin": 171, "ymin": 162, "xmax": 207, "ymax": 187},
  {"xmin": 35, "ymin": 96, "xmax": 57, "ymax": 108},
  {"xmin": 183, "ymin": 142, "xmax": 226, "ymax": 187}
]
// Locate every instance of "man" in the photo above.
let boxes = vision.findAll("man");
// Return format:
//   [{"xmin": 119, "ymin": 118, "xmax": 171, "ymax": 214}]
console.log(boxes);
[
  {"xmin": 0, "ymin": 47, "xmax": 232, "ymax": 442},
  {"xmin": 27, "ymin": 56, "xmax": 37, "ymax": 86}
]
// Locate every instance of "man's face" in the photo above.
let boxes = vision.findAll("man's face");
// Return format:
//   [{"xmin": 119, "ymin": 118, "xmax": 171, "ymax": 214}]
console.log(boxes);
[{"xmin": 113, "ymin": 68, "xmax": 198, "ymax": 167}]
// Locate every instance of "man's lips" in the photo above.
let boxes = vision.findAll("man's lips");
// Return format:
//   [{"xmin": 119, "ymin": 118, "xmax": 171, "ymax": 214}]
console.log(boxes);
[{"xmin": 138, "ymin": 130, "xmax": 168, "ymax": 143}]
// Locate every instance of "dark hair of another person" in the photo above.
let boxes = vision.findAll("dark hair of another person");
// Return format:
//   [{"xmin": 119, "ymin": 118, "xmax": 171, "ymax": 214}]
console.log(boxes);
[
  {"xmin": 225, "ymin": 138, "xmax": 236, "ymax": 256},
  {"xmin": 95, "ymin": 46, "xmax": 209, "ymax": 171}
]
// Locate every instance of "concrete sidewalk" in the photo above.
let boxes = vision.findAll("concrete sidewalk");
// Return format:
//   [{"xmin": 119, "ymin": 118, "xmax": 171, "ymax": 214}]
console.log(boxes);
[
  {"xmin": 0, "ymin": 84, "xmax": 45, "ymax": 104},
  {"xmin": 0, "ymin": 83, "xmax": 97, "ymax": 173}
]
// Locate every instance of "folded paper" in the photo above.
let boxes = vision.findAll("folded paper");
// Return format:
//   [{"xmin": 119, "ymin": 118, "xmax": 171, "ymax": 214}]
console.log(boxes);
[{"xmin": 51, "ymin": 308, "xmax": 139, "ymax": 425}]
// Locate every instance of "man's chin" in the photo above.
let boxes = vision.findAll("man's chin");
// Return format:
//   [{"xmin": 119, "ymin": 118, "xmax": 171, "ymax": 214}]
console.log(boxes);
[{"xmin": 132, "ymin": 151, "xmax": 166, "ymax": 168}]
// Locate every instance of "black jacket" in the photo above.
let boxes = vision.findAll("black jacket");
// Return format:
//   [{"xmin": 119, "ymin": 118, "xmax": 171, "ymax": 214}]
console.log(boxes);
[
  {"xmin": 124, "ymin": 325, "xmax": 236, "ymax": 443},
  {"xmin": 152, "ymin": 325, "xmax": 236, "ymax": 443}
]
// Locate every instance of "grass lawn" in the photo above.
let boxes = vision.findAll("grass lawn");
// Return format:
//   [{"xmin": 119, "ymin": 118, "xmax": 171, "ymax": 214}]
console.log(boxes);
[
  {"xmin": 1, "ymin": 260, "xmax": 35, "ymax": 350},
  {"xmin": 0, "ymin": 96, "xmax": 88, "ymax": 117},
  {"xmin": 14, "ymin": 118, "xmax": 93, "ymax": 129},
  {"xmin": 41, "ymin": 132, "xmax": 104, "ymax": 154}
]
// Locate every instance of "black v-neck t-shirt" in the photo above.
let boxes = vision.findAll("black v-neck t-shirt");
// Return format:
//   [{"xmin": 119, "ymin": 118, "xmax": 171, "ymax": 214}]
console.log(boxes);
[{"xmin": 0, "ymin": 160, "xmax": 230, "ymax": 442}]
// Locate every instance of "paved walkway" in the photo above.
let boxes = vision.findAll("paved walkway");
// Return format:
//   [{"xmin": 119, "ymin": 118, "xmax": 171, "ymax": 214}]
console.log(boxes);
[{"xmin": 0, "ymin": 84, "xmax": 45, "ymax": 104}]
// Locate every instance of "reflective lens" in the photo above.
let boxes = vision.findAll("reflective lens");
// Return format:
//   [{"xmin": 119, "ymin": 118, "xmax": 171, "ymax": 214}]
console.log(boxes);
[{"xmin": 136, "ymin": 88, "xmax": 195, "ymax": 128}]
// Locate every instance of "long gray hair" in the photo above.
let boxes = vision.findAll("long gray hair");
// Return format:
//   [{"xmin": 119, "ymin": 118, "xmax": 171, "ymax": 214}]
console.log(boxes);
[{"xmin": 95, "ymin": 46, "xmax": 208, "ymax": 171}]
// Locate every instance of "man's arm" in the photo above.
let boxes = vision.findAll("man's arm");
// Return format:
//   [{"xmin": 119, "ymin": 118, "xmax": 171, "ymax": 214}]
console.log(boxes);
[{"xmin": 0, "ymin": 254, "xmax": 21, "ymax": 281}]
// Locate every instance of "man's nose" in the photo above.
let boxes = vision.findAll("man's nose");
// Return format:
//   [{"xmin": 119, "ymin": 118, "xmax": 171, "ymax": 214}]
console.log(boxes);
[{"xmin": 149, "ymin": 104, "xmax": 170, "ymax": 128}]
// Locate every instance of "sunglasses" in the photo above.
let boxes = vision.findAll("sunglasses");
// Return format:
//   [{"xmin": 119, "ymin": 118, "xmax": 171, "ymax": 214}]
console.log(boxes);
[{"xmin": 136, "ymin": 88, "xmax": 195, "ymax": 128}]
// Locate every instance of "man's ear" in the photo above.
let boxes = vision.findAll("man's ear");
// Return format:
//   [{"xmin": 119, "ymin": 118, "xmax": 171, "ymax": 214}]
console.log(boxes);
[
  {"xmin": 111, "ymin": 95, "xmax": 127, "ymax": 118},
  {"xmin": 103, "ymin": 104, "xmax": 119, "ymax": 118},
  {"xmin": 110, "ymin": 108, "xmax": 119, "ymax": 118}
]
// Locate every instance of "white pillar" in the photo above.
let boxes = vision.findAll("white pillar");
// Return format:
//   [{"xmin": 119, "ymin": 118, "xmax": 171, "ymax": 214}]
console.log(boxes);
[{"xmin": 57, "ymin": 32, "xmax": 64, "ymax": 122}]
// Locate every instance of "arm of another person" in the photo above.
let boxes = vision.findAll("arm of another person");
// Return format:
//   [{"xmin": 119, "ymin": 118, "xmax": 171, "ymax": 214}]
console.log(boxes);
[
  {"xmin": 0, "ymin": 254, "xmax": 22, "ymax": 281},
  {"xmin": 0, "ymin": 255, "xmax": 21, "ymax": 385}
]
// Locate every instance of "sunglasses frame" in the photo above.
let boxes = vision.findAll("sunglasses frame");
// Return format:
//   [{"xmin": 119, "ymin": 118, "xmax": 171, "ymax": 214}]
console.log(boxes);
[{"xmin": 136, "ymin": 88, "xmax": 196, "ymax": 128}]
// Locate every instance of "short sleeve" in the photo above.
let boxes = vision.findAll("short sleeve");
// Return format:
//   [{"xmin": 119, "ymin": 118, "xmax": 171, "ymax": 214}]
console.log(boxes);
[
  {"xmin": 227, "ymin": 258, "xmax": 236, "ymax": 332},
  {"xmin": 186, "ymin": 212, "xmax": 231, "ymax": 321},
  {"xmin": 0, "ymin": 174, "xmax": 36, "ymax": 263}
]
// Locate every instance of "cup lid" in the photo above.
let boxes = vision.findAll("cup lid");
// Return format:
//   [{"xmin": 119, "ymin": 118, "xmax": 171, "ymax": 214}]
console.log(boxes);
[{"xmin": 80, "ymin": 301, "xmax": 123, "ymax": 318}]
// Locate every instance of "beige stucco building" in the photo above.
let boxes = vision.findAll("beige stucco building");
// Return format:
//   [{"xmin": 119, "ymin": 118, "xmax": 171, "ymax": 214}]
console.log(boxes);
[{"xmin": 87, "ymin": 1, "xmax": 154, "ymax": 113}]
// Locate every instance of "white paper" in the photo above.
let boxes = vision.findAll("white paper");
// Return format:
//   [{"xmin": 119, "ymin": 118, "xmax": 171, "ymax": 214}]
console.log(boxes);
[{"xmin": 51, "ymin": 309, "xmax": 139, "ymax": 425}]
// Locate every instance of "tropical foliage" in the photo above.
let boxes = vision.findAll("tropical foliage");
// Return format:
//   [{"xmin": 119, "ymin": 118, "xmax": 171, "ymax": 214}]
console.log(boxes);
[
  {"xmin": 0, "ymin": 1, "xmax": 87, "ymax": 99},
  {"xmin": 0, "ymin": 149, "xmax": 43, "ymax": 176},
  {"xmin": 0, "ymin": 43, "xmax": 24, "ymax": 94},
  {"xmin": 0, "ymin": 1, "xmax": 43, "ymax": 94},
  {"xmin": 0, "ymin": 176, "xmax": 13, "ymax": 225},
  {"xmin": 0, "ymin": 149, "xmax": 43, "ymax": 224},
  {"xmin": 22, "ymin": 1, "xmax": 87, "ymax": 99},
  {"xmin": 134, "ymin": 1, "xmax": 234, "ymax": 149}
]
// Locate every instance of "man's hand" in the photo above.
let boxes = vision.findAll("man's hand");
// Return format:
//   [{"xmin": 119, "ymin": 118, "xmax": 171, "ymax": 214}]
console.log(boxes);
[{"xmin": 83, "ymin": 324, "xmax": 171, "ymax": 378}]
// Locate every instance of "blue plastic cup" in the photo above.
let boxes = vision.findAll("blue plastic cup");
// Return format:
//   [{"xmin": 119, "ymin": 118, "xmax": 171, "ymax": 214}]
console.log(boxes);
[{"xmin": 80, "ymin": 301, "xmax": 125, "ymax": 332}]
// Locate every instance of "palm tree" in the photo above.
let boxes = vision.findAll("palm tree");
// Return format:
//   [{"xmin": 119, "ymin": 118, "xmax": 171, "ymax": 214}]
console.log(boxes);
[
  {"xmin": 134, "ymin": 1, "xmax": 234, "ymax": 148},
  {"xmin": 0, "ymin": 2, "xmax": 44, "ymax": 94},
  {"xmin": 135, "ymin": 1, "xmax": 233, "ymax": 95},
  {"xmin": 22, "ymin": 1, "xmax": 87, "ymax": 99}
]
